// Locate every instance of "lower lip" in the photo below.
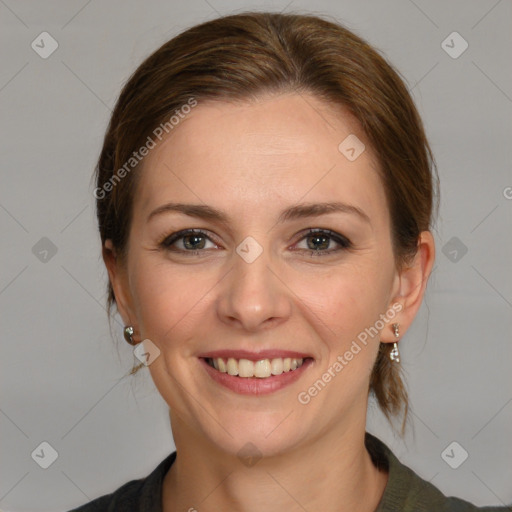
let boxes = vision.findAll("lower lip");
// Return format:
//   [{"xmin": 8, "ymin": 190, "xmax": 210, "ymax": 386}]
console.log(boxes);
[{"xmin": 199, "ymin": 358, "xmax": 313, "ymax": 395}]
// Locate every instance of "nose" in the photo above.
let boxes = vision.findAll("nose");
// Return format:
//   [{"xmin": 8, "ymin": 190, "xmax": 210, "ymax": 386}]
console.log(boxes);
[{"xmin": 216, "ymin": 247, "xmax": 292, "ymax": 332}]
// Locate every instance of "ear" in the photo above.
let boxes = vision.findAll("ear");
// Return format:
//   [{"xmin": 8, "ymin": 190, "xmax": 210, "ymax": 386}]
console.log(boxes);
[
  {"xmin": 381, "ymin": 231, "xmax": 435, "ymax": 342},
  {"xmin": 103, "ymin": 239, "xmax": 139, "ymax": 340}
]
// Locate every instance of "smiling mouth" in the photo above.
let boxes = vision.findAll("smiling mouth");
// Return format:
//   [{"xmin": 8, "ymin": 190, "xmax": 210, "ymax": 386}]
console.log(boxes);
[{"xmin": 204, "ymin": 356, "xmax": 312, "ymax": 378}]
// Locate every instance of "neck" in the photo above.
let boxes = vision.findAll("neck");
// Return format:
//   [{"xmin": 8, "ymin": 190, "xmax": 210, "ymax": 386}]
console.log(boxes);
[{"xmin": 162, "ymin": 415, "xmax": 388, "ymax": 512}]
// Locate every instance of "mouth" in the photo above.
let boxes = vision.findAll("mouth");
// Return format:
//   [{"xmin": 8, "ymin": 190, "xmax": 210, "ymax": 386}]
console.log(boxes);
[
  {"xmin": 198, "ymin": 352, "xmax": 314, "ymax": 395},
  {"xmin": 204, "ymin": 356, "xmax": 309, "ymax": 378}
]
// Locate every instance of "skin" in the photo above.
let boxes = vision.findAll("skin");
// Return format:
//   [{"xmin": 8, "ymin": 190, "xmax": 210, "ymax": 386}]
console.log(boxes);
[{"xmin": 104, "ymin": 92, "xmax": 435, "ymax": 512}]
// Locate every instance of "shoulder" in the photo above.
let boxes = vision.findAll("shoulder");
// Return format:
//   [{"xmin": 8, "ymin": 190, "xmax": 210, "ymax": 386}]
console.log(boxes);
[
  {"xmin": 66, "ymin": 451, "xmax": 177, "ymax": 512},
  {"xmin": 365, "ymin": 432, "xmax": 511, "ymax": 512}
]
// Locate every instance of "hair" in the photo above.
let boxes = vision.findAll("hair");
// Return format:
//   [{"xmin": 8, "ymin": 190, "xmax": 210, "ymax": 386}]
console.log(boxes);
[{"xmin": 94, "ymin": 11, "xmax": 438, "ymax": 436}]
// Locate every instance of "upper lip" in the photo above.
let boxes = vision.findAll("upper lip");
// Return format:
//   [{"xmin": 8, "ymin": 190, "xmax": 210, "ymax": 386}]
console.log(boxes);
[{"xmin": 199, "ymin": 349, "xmax": 313, "ymax": 361}]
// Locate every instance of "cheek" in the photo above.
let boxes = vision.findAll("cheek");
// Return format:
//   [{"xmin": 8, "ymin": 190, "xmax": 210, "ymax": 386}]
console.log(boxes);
[
  {"xmin": 129, "ymin": 258, "xmax": 216, "ymax": 347},
  {"xmin": 294, "ymin": 261, "xmax": 391, "ymax": 342}
]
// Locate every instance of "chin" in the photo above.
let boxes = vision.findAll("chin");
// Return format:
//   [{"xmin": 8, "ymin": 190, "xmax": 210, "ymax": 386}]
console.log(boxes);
[{"xmin": 200, "ymin": 410, "xmax": 307, "ymax": 461}]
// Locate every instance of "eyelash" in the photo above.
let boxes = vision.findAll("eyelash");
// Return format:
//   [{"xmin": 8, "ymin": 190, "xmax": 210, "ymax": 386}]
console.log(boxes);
[{"xmin": 158, "ymin": 228, "xmax": 352, "ymax": 257}]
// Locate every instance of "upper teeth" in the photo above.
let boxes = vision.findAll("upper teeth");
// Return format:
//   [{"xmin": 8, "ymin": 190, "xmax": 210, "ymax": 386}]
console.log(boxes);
[{"xmin": 208, "ymin": 357, "xmax": 304, "ymax": 378}]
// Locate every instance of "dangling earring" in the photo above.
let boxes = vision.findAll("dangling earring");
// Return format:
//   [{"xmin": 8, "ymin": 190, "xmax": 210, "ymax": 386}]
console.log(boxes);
[
  {"xmin": 390, "ymin": 323, "xmax": 400, "ymax": 363},
  {"xmin": 124, "ymin": 325, "xmax": 136, "ymax": 345}
]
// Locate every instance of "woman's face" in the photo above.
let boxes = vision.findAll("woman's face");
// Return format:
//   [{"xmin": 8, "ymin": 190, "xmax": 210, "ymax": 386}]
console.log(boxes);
[{"xmin": 111, "ymin": 92, "xmax": 404, "ymax": 457}]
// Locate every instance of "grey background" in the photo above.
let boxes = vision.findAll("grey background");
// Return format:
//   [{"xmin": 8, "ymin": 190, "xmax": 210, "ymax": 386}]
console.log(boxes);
[{"xmin": 1, "ymin": 0, "xmax": 511, "ymax": 510}]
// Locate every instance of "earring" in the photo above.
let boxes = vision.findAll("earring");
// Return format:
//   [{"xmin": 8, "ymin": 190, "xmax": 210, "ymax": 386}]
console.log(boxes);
[
  {"xmin": 390, "ymin": 323, "xmax": 400, "ymax": 363},
  {"xmin": 124, "ymin": 325, "xmax": 136, "ymax": 346}
]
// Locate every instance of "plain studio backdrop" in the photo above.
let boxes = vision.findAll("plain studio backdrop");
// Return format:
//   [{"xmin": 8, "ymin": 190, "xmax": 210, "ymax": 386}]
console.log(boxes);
[{"xmin": 0, "ymin": 1, "xmax": 511, "ymax": 511}]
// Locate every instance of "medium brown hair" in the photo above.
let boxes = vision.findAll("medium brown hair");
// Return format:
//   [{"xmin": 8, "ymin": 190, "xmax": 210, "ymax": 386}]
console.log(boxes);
[{"xmin": 94, "ymin": 11, "xmax": 438, "ymax": 435}]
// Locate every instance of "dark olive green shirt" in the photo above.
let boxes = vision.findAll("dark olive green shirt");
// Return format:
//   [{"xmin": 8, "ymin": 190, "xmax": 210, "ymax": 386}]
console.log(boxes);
[{"xmin": 69, "ymin": 433, "xmax": 511, "ymax": 511}]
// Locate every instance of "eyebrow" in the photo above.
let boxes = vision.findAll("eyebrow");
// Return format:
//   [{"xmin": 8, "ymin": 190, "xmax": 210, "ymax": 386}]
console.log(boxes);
[{"xmin": 147, "ymin": 201, "xmax": 371, "ymax": 225}]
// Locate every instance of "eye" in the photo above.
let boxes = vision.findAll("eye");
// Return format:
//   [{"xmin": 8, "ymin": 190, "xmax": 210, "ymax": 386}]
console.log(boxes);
[
  {"xmin": 293, "ymin": 228, "xmax": 352, "ymax": 256},
  {"xmin": 159, "ymin": 229, "xmax": 219, "ymax": 255},
  {"xmin": 158, "ymin": 227, "xmax": 352, "ymax": 257}
]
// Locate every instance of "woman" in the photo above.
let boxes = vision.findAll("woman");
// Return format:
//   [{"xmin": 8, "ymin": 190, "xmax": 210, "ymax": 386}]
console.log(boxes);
[{"xmin": 71, "ymin": 11, "xmax": 510, "ymax": 512}]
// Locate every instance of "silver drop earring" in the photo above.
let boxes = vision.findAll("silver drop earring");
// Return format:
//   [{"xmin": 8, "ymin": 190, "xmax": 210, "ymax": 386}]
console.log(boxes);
[{"xmin": 390, "ymin": 323, "xmax": 400, "ymax": 363}]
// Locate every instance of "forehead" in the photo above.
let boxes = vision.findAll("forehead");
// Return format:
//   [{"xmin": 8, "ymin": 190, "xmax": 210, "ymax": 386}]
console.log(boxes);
[{"xmin": 134, "ymin": 93, "xmax": 387, "ymax": 226}]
